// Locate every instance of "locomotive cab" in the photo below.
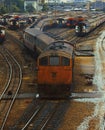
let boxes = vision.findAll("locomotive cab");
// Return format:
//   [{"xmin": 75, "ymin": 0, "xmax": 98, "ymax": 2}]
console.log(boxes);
[
  {"xmin": 75, "ymin": 22, "xmax": 87, "ymax": 36},
  {"xmin": 37, "ymin": 41, "xmax": 74, "ymax": 98},
  {"xmin": 56, "ymin": 18, "xmax": 66, "ymax": 27},
  {"xmin": 8, "ymin": 19, "xmax": 19, "ymax": 30}
]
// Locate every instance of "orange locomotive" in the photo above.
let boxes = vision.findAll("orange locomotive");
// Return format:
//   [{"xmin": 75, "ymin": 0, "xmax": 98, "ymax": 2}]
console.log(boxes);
[
  {"xmin": 66, "ymin": 17, "xmax": 76, "ymax": 28},
  {"xmin": 37, "ymin": 40, "xmax": 74, "ymax": 98}
]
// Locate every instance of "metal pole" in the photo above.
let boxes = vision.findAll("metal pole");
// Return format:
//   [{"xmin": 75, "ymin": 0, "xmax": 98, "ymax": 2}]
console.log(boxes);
[{"xmin": 55, "ymin": 0, "xmax": 56, "ymax": 19}]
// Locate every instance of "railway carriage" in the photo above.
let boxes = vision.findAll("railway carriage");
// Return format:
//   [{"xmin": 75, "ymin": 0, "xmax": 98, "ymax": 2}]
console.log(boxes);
[
  {"xmin": 37, "ymin": 40, "xmax": 74, "ymax": 98},
  {"xmin": 23, "ymin": 27, "xmax": 55, "ymax": 54},
  {"xmin": 75, "ymin": 13, "xmax": 105, "ymax": 36},
  {"xmin": 8, "ymin": 19, "xmax": 20, "ymax": 30}
]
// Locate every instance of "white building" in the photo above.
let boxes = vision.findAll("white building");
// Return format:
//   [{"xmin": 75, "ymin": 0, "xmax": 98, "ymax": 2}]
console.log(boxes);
[
  {"xmin": 74, "ymin": 0, "xmax": 88, "ymax": 2},
  {"xmin": 24, "ymin": 0, "xmax": 41, "ymax": 11},
  {"xmin": 44, "ymin": 0, "xmax": 61, "ymax": 3}
]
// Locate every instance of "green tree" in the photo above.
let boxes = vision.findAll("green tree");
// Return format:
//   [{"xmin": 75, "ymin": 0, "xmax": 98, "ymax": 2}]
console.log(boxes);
[
  {"xmin": 0, "ymin": 6, "xmax": 8, "ymax": 14},
  {"xmin": 42, "ymin": 4, "xmax": 49, "ymax": 11},
  {"xmin": 26, "ymin": 4, "xmax": 36, "ymax": 13},
  {"xmin": 16, "ymin": 0, "xmax": 24, "ymax": 12},
  {"xmin": 3, "ymin": 0, "xmax": 24, "ymax": 13},
  {"xmin": 11, "ymin": 4, "xmax": 20, "ymax": 12}
]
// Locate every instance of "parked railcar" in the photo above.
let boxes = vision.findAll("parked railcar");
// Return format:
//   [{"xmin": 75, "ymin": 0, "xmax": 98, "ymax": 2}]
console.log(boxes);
[
  {"xmin": 75, "ymin": 13, "xmax": 105, "ymax": 36},
  {"xmin": 37, "ymin": 40, "xmax": 74, "ymax": 98},
  {"xmin": 56, "ymin": 17, "xmax": 66, "ymax": 27},
  {"xmin": 75, "ymin": 16, "xmax": 85, "ymax": 23},
  {"xmin": 66, "ymin": 16, "xmax": 85, "ymax": 28},
  {"xmin": 0, "ymin": 25, "xmax": 6, "ymax": 43},
  {"xmin": 66, "ymin": 17, "xmax": 76, "ymax": 28},
  {"xmin": 8, "ymin": 19, "xmax": 20, "ymax": 30}
]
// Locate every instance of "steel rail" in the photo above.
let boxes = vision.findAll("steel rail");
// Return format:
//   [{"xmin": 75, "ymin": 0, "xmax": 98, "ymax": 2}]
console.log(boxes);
[
  {"xmin": 0, "ymin": 49, "xmax": 13, "ymax": 100},
  {"xmin": 0, "ymin": 47, "xmax": 23, "ymax": 130},
  {"xmin": 21, "ymin": 107, "xmax": 41, "ymax": 130}
]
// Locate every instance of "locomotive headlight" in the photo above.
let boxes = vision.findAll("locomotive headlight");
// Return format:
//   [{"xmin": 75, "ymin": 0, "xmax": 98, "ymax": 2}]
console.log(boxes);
[
  {"xmin": 2, "ymin": 30, "xmax": 5, "ymax": 35},
  {"xmin": 16, "ymin": 22, "xmax": 19, "ymax": 25},
  {"xmin": 83, "ymin": 26, "xmax": 86, "ymax": 32},
  {"xmin": 10, "ymin": 22, "xmax": 13, "ymax": 25},
  {"xmin": 62, "ymin": 21, "xmax": 64, "ymax": 24},
  {"xmin": 75, "ymin": 26, "xmax": 79, "ymax": 32}
]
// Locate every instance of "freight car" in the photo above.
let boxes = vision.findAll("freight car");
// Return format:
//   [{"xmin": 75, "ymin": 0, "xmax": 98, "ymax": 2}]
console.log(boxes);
[
  {"xmin": 75, "ymin": 13, "xmax": 105, "ymax": 36},
  {"xmin": 36, "ymin": 40, "xmax": 74, "ymax": 98},
  {"xmin": 0, "ymin": 25, "xmax": 6, "ymax": 43}
]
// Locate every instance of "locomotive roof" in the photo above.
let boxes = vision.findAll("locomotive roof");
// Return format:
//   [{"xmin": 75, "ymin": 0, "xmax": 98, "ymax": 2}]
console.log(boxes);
[
  {"xmin": 39, "ymin": 41, "xmax": 74, "ymax": 58},
  {"xmin": 45, "ymin": 41, "xmax": 73, "ymax": 51}
]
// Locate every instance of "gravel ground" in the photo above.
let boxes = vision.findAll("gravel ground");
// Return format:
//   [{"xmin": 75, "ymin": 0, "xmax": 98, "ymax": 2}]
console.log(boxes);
[
  {"xmin": 58, "ymin": 101, "xmax": 95, "ymax": 130},
  {"xmin": 6, "ymin": 27, "xmax": 105, "ymax": 130}
]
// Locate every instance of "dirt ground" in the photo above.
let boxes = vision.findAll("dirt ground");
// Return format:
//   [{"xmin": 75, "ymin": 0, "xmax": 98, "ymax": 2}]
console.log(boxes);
[{"xmin": 58, "ymin": 35, "xmax": 102, "ymax": 130}]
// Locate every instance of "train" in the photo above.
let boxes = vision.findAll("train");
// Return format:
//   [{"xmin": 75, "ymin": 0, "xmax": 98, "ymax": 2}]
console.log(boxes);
[
  {"xmin": 36, "ymin": 16, "xmax": 85, "ymax": 30},
  {"xmin": 23, "ymin": 16, "xmax": 70, "ymax": 54},
  {"xmin": 8, "ymin": 19, "xmax": 20, "ymax": 30},
  {"xmin": 66, "ymin": 16, "xmax": 85, "ymax": 28},
  {"xmin": 36, "ymin": 40, "xmax": 74, "ymax": 98},
  {"xmin": 0, "ymin": 25, "xmax": 6, "ymax": 43},
  {"xmin": 75, "ymin": 13, "xmax": 105, "ymax": 36},
  {"xmin": 56, "ymin": 17, "xmax": 67, "ymax": 28},
  {"xmin": 23, "ymin": 26, "xmax": 74, "ymax": 98}
]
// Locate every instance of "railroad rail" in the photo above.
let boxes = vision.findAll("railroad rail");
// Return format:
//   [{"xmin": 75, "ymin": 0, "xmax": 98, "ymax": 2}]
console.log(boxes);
[
  {"xmin": 0, "ymin": 91, "xmax": 103, "ymax": 100},
  {"xmin": 10, "ymin": 99, "xmax": 69, "ymax": 130},
  {"xmin": 0, "ymin": 47, "xmax": 23, "ymax": 130},
  {"xmin": 9, "ymin": 89, "xmax": 104, "ymax": 130},
  {"xmin": 4, "ymin": 12, "xmax": 105, "ymax": 130}
]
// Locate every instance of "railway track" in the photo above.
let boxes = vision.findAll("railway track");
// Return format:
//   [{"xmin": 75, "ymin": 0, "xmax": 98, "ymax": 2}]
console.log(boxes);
[
  {"xmin": 4, "ymin": 13, "xmax": 105, "ymax": 130},
  {"xmin": 10, "ymin": 99, "xmax": 69, "ymax": 130},
  {"xmin": 0, "ymin": 47, "xmax": 23, "ymax": 130},
  {"xmin": 9, "ymin": 89, "xmax": 105, "ymax": 130}
]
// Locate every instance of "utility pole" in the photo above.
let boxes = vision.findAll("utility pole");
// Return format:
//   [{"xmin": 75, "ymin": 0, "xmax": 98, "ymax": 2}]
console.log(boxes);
[
  {"xmin": 87, "ymin": 1, "xmax": 90, "ymax": 11},
  {"xmin": 54, "ymin": 0, "xmax": 56, "ymax": 19}
]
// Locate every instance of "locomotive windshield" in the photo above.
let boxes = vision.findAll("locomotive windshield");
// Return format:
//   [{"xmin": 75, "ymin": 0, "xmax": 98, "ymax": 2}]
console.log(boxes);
[
  {"xmin": 49, "ymin": 56, "xmax": 60, "ymax": 66},
  {"xmin": 61, "ymin": 57, "xmax": 70, "ymax": 66},
  {"xmin": 39, "ymin": 56, "xmax": 70, "ymax": 66},
  {"xmin": 39, "ymin": 57, "xmax": 48, "ymax": 65}
]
